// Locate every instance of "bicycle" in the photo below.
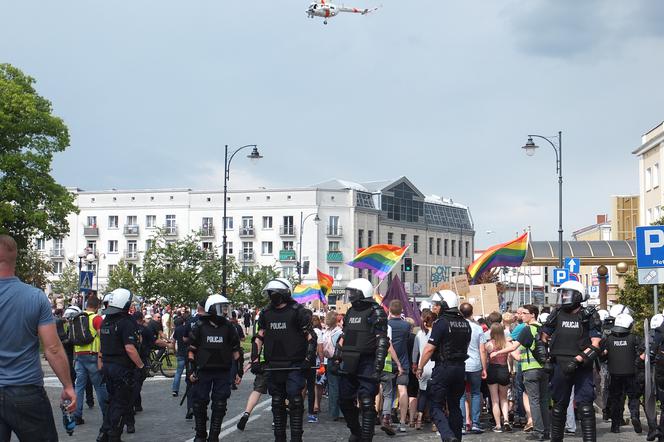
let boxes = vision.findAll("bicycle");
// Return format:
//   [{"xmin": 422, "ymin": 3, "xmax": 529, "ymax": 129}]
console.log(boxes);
[{"xmin": 148, "ymin": 345, "xmax": 176, "ymax": 378}]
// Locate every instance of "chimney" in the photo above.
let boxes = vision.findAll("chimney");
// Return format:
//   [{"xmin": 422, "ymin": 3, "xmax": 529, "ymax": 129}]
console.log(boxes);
[{"xmin": 596, "ymin": 214, "xmax": 607, "ymax": 224}]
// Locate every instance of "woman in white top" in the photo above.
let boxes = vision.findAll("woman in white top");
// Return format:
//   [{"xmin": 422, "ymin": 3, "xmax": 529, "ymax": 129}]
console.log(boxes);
[{"xmin": 412, "ymin": 310, "xmax": 436, "ymax": 431}]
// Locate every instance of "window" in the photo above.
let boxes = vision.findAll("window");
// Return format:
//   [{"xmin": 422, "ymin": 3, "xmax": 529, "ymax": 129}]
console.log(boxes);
[
  {"xmin": 166, "ymin": 214, "xmax": 176, "ymax": 227},
  {"xmin": 356, "ymin": 192, "xmax": 375, "ymax": 208},
  {"xmin": 242, "ymin": 216, "xmax": 254, "ymax": 229},
  {"xmin": 281, "ymin": 216, "xmax": 294, "ymax": 235},
  {"xmin": 329, "ymin": 266, "xmax": 340, "ymax": 279},
  {"xmin": 36, "ymin": 238, "xmax": 45, "ymax": 250},
  {"xmin": 126, "ymin": 215, "xmax": 137, "ymax": 226},
  {"xmin": 444, "ymin": 239, "xmax": 449, "ymax": 256},
  {"xmin": 368, "ymin": 230, "xmax": 374, "ymax": 246},
  {"xmin": 242, "ymin": 242, "xmax": 253, "ymax": 260},
  {"xmin": 358, "ymin": 268, "xmax": 364, "ymax": 278},
  {"xmin": 387, "ymin": 272, "xmax": 392, "ymax": 285},
  {"xmin": 436, "ymin": 238, "xmax": 441, "ymax": 256},
  {"xmin": 380, "ymin": 182, "xmax": 423, "ymax": 222},
  {"xmin": 146, "ymin": 215, "xmax": 156, "ymax": 228},
  {"xmin": 429, "ymin": 237, "xmax": 433, "ymax": 254},
  {"xmin": 283, "ymin": 241, "xmax": 294, "ymax": 250},
  {"xmin": 647, "ymin": 167, "xmax": 653, "ymax": 191},
  {"xmin": 400, "ymin": 234, "xmax": 406, "ymax": 247},
  {"xmin": 414, "ymin": 265, "xmax": 419, "ymax": 284},
  {"xmin": 465, "ymin": 241, "xmax": 470, "ymax": 258},
  {"xmin": 329, "ymin": 216, "xmax": 340, "ymax": 236},
  {"xmin": 282, "ymin": 267, "xmax": 295, "ymax": 278},
  {"xmin": 224, "ymin": 217, "xmax": 233, "ymax": 229},
  {"xmin": 87, "ymin": 240, "xmax": 96, "ymax": 254},
  {"xmin": 451, "ymin": 240, "xmax": 456, "ymax": 257},
  {"xmin": 108, "ymin": 240, "xmax": 118, "ymax": 253},
  {"xmin": 52, "ymin": 261, "xmax": 63, "ymax": 274},
  {"xmin": 108, "ymin": 216, "xmax": 118, "ymax": 229},
  {"xmin": 458, "ymin": 240, "xmax": 462, "ymax": 257},
  {"xmin": 108, "ymin": 264, "xmax": 117, "ymax": 275},
  {"xmin": 225, "ymin": 241, "xmax": 234, "ymax": 255},
  {"xmin": 128, "ymin": 263, "xmax": 138, "ymax": 276},
  {"xmin": 53, "ymin": 238, "xmax": 63, "ymax": 252},
  {"xmin": 262, "ymin": 241, "xmax": 273, "ymax": 255},
  {"xmin": 413, "ymin": 235, "xmax": 419, "ymax": 253},
  {"xmin": 263, "ymin": 216, "xmax": 273, "ymax": 229},
  {"xmin": 87, "ymin": 216, "xmax": 97, "ymax": 227},
  {"xmin": 329, "ymin": 241, "xmax": 340, "ymax": 251},
  {"xmin": 358, "ymin": 229, "xmax": 364, "ymax": 248},
  {"xmin": 655, "ymin": 163, "xmax": 660, "ymax": 188},
  {"xmin": 387, "ymin": 232, "xmax": 393, "ymax": 245},
  {"xmin": 424, "ymin": 203, "xmax": 472, "ymax": 230},
  {"xmin": 648, "ymin": 208, "xmax": 653, "ymax": 224},
  {"xmin": 202, "ymin": 241, "xmax": 213, "ymax": 250},
  {"xmin": 87, "ymin": 263, "xmax": 97, "ymax": 274},
  {"xmin": 367, "ymin": 269, "xmax": 373, "ymax": 281},
  {"xmin": 127, "ymin": 240, "xmax": 137, "ymax": 253},
  {"xmin": 145, "ymin": 239, "xmax": 154, "ymax": 251},
  {"xmin": 202, "ymin": 217, "xmax": 214, "ymax": 229},
  {"xmin": 401, "ymin": 268, "xmax": 406, "ymax": 283}
]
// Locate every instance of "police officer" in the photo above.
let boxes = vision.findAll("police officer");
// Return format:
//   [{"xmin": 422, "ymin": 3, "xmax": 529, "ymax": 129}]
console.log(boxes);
[
  {"xmin": 594, "ymin": 309, "xmax": 611, "ymax": 421},
  {"xmin": 327, "ymin": 278, "xmax": 388, "ymax": 441},
  {"xmin": 600, "ymin": 313, "xmax": 641, "ymax": 433},
  {"xmin": 252, "ymin": 278, "xmax": 317, "ymax": 442},
  {"xmin": 187, "ymin": 294, "xmax": 243, "ymax": 442},
  {"xmin": 97, "ymin": 288, "xmax": 146, "ymax": 442},
  {"xmin": 416, "ymin": 290, "xmax": 471, "ymax": 442},
  {"xmin": 542, "ymin": 280, "xmax": 602, "ymax": 442}
]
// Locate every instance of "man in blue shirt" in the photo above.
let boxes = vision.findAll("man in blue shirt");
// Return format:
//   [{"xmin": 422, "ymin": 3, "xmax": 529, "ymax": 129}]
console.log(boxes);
[
  {"xmin": 387, "ymin": 300, "xmax": 412, "ymax": 433},
  {"xmin": 0, "ymin": 234, "xmax": 77, "ymax": 440}
]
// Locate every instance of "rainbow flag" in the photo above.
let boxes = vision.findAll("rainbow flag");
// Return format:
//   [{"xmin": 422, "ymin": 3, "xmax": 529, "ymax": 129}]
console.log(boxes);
[
  {"xmin": 468, "ymin": 233, "xmax": 529, "ymax": 281},
  {"xmin": 317, "ymin": 270, "xmax": 334, "ymax": 297},
  {"xmin": 293, "ymin": 283, "xmax": 326, "ymax": 305},
  {"xmin": 347, "ymin": 244, "xmax": 409, "ymax": 280}
]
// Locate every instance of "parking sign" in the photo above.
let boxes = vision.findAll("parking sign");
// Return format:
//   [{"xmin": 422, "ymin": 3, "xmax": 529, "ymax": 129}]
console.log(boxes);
[
  {"xmin": 553, "ymin": 268, "xmax": 569, "ymax": 286},
  {"xmin": 636, "ymin": 226, "xmax": 664, "ymax": 268}
]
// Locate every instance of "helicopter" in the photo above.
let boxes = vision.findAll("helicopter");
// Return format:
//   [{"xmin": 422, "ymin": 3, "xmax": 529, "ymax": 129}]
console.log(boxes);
[{"xmin": 306, "ymin": 0, "xmax": 380, "ymax": 24}]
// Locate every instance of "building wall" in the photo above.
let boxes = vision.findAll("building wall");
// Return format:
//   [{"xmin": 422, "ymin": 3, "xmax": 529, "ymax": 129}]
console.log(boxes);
[
  {"xmin": 635, "ymin": 122, "xmax": 664, "ymax": 225},
  {"xmin": 610, "ymin": 195, "xmax": 639, "ymax": 240}
]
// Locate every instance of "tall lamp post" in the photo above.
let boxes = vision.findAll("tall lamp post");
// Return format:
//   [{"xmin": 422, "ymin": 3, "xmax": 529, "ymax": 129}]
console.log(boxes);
[
  {"xmin": 222, "ymin": 144, "xmax": 263, "ymax": 297},
  {"xmin": 522, "ymin": 131, "xmax": 563, "ymax": 268},
  {"xmin": 298, "ymin": 211, "xmax": 320, "ymax": 283}
]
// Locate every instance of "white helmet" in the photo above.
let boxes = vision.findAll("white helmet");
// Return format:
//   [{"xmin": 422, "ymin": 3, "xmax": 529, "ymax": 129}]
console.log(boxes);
[
  {"xmin": 429, "ymin": 290, "xmax": 459, "ymax": 310},
  {"xmin": 263, "ymin": 278, "xmax": 293, "ymax": 306},
  {"xmin": 104, "ymin": 288, "xmax": 133, "ymax": 315},
  {"xmin": 345, "ymin": 278, "xmax": 374, "ymax": 303},
  {"xmin": 557, "ymin": 280, "xmax": 587, "ymax": 305},
  {"xmin": 205, "ymin": 294, "xmax": 230, "ymax": 317},
  {"xmin": 612, "ymin": 313, "xmax": 634, "ymax": 332},
  {"xmin": 609, "ymin": 304, "xmax": 632, "ymax": 318},
  {"xmin": 63, "ymin": 305, "xmax": 82, "ymax": 320},
  {"xmin": 596, "ymin": 309, "xmax": 610, "ymax": 322},
  {"xmin": 652, "ymin": 314, "xmax": 664, "ymax": 330},
  {"xmin": 420, "ymin": 299, "xmax": 432, "ymax": 311},
  {"xmin": 538, "ymin": 312, "xmax": 550, "ymax": 324}
]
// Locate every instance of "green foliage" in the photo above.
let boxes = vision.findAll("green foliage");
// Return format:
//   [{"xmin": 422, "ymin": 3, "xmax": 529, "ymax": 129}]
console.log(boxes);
[
  {"xmin": 652, "ymin": 217, "xmax": 664, "ymax": 226},
  {"xmin": 233, "ymin": 266, "xmax": 281, "ymax": 308},
  {"xmin": 15, "ymin": 245, "xmax": 52, "ymax": 290},
  {"xmin": 0, "ymin": 64, "xmax": 77, "ymax": 251},
  {"xmin": 107, "ymin": 260, "xmax": 141, "ymax": 295},
  {"xmin": 50, "ymin": 263, "xmax": 80, "ymax": 300},
  {"xmin": 616, "ymin": 268, "xmax": 663, "ymax": 334}
]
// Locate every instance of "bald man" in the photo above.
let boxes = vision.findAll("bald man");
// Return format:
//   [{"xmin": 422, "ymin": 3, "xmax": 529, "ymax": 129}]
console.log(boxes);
[{"xmin": 0, "ymin": 234, "xmax": 76, "ymax": 441}]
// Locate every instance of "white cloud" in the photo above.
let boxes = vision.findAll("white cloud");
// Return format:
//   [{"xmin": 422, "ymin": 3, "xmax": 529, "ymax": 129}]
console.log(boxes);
[{"xmin": 188, "ymin": 160, "xmax": 274, "ymax": 191}]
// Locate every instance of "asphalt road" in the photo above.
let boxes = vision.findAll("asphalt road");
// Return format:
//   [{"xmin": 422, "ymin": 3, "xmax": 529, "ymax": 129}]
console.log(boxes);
[{"xmin": 37, "ymin": 372, "xmax": 648, "ymax": 442}]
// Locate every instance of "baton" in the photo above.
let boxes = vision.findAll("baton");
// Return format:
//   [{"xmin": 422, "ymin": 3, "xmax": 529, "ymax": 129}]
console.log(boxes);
[
  {"xmin": 264, "ymin": 365, "xmax": 321, "ymax": 372},
  {"xmin": 179, "ymin": 382, "xmax": 191, "ymax": 406}
]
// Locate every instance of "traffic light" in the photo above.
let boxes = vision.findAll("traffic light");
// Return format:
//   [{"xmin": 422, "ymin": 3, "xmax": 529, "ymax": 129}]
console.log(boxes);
[
  {"xmin": 302, "ymin": 260, "xmax": 310, "ymax": 274},
  {"xmin": 404, "ymin": 257, "xmax": 413, "ymax": 272}
]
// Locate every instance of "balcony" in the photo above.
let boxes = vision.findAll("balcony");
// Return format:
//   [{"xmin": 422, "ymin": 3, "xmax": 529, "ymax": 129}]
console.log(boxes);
[
  {"xmin": 279, "ymin": 249, "xmax": 297, "ymax": 262},
  {"xmin": 327, "ymin": 251, "xmax": 344, "ymax": 262},
  {"xmin": 124, "ymin": 250, "xmax": 139, "ymax": 260},
  {"xmin": 279, "ymin": 225, "xmax": 296, "ymax": 237},
  {"xmin": 163, "ymin": 225, "xmax": 178, "ymax": 236},
  {"xmin": 326, "ymin": 225, "xmax": 343, "ymax": 237},
  {"xmin": 83, "ymin": 226, "xmax": 99, "ymax": 236},
  {"xmin": 49, "ymin": 248, "xmax": 65, "ymax": 258},
  {"xmin": 199, "ymin": 226, "xmax": 215, "ymax": 238},
  {"xmin": 239, "ymin": 227, "xmax": 255, "ymax": 237},
  {"xmin": 123, "ymin": 225, "xmax": 139, "ymax": 236},
  {"xmin": 239, "ymin": 251, "xmax": 255, "ymax": 262}
]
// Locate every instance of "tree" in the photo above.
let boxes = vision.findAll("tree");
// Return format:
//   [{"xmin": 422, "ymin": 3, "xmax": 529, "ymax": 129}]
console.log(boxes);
[
  {"xmin": 0, "ymin": 64, "xmax": 78, "ymax": 255},
  {"xmin": 233, "ymin": 266, "xmax": 281, "ymax": 308},
  {"xmin": 15, "ymin": 245, "xmax": 53, "ymax": 290},
  {"xmin": 616, "ymin": 268, "xmax": 663, "ymax": 334},
  {"xmin": 50, "ymin": 263, "xmax": 79, "ymax": 300},
  {"xmin": 106, "ymin": 260, "xmax": 141, "ymax": 295}
]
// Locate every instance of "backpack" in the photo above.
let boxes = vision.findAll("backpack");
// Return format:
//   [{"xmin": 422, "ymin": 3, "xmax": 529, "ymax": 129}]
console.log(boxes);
[
  {"xmin": 323, "ymin": 328, "xmax": 341, "ymax": 359},
  {"xmin": 68, "ymin": 312, "xmax": 96, "ymax": 346},
  {"xmin": 56, "ymin": 318, "xmax": 70, "ymax": 345}
]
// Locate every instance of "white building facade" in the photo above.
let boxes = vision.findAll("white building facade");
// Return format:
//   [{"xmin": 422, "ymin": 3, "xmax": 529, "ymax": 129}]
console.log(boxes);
[{"xmin": 43, "ymin": 176, "xmax": 475, "ymax": 301}]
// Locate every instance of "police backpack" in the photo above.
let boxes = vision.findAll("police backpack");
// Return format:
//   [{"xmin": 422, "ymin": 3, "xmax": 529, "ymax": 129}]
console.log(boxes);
[{"xmin": 69, "ymin": 312, "xmax": 96, "ymax": 346}]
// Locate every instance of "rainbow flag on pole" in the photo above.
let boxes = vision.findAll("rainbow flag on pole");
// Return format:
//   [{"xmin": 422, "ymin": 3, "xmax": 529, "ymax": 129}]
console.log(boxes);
[
  {"xmin": 293, "ymin": 284, "xmax": 327, "ymax": 305},
  {"xmin": 467, "ymin": 233, "xmax": 529, "ymax": 281},
  {"xmin": 317, "ymin": 270, "xmax": 334, "ymax": 297},
  {"xmin": 346, "ymin": 244, "xmax": 409, "ymax": 280}
]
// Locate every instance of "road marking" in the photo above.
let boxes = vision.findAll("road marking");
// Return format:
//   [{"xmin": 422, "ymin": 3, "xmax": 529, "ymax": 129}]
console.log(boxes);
[{"xmin": 43, "ymin": 375, "xmax": 173, "ymax": 388}]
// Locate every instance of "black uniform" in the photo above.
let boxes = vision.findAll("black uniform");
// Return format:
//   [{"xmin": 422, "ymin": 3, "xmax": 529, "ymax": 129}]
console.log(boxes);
[
  {"xmin": 651, "ymin": 324, "xmax": 664, "ymax": 437},
  {"xmin": 98, "ymin": 312, "xmax": 141, "ymax": 442},
  {"xmin": 258, "ymin": 301, "xmax": 314, "ymax": 442},
  {"xmin": 427, "ymin": 308, "xmax": 471, "ymax": 441},
  {"xmin": 189, "ymin": 314, "xmax": 241, "ymax": 442},
  {"xmin": 336, "ymin": 300, "xmax": 388, "ymax": 441},
  {"xmin": 543, "ymin": 307, "xmax": 602, "ymax": 442}
]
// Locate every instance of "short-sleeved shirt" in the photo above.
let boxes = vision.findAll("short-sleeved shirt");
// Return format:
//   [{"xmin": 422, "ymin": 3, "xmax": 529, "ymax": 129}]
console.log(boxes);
[
  {"xmin": 388, "ymin": 318, "xmax": 411, "ymax": 370},
  {"xmin": 173, "ymin": 324, "xmax": 188, "ymax": 358},
  {"xmin": 138, "ymin": 324, "xmax": 154, "ymax": 360},
  {"xmin": 465, "ymin": 321, "xmax": 487, "ymax": 373},
  {"xmin": 147, "ymin": 319, "xmax": 163, "ymax": 339},
  {"xmin": 0, "ymin": 277, "xmax": 54, "ymax": 386},
  {"xmin": 511, "ymin": 322, "xmax": 527, "ymax": 340}
]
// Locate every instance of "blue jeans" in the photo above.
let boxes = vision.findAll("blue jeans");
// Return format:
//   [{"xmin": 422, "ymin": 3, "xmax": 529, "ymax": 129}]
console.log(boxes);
[
  {"xmin": 172, "ymin": 356, "xmax": 186, "ymax": 393},
  {"xmin": 326, "ymin": 370, "xmax": 341, "ymax": 419},
  {"xmin": 0, "ymin": 385, "xmax": 58, "ymax": 441},
  {"xmin": 460, "ymin": 370, "xmax": 482, "ymax": 428},
  {"xmin": 75, "ymin": 354, "xmax": 108, "ymax": 418}
]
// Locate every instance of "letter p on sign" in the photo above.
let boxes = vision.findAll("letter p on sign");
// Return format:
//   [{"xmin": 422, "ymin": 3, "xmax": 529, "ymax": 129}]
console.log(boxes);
[{"xmin": 646, "ymin": 230, "xmax": 664, "ymax": 255}]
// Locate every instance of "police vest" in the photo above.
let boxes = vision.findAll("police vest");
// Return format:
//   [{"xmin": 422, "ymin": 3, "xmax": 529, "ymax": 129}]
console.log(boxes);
[
  {"xmin": 195, "ymin": 319, "xmax": 234, "ymax": 370},
  {"xmin": 74, "ymin": 312, "xmax": 101, "ymax": 354},
  {"xmin": 438, "ymin": 312, "xmax": 471, "ymax": 363},
  {"xmin": 519, "ymin": 323, "xmax": 543, "ymax": 371},
  {"xmin": 262, "ymin": 303, "xmax": 307, "ymax": 363},
  {"xmin": 343, "ymin": 303, "xmax": 378, "ymax": 356},
  {"xmin": 550, "ymin": 309, "xmax": 590, "ymax": 357},
  {"xmin": 100, "ymin": 314, "xmax": 132, "ymax": 367},
  {"xmin": 606, "ymin": 333, "xmax": 637, "ymax": 375}
]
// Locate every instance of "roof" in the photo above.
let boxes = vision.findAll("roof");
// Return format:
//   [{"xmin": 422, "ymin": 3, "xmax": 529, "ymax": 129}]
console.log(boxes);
[{"xmin": 524, "ymin": 240, "xmax": 635, "ymax": 266}]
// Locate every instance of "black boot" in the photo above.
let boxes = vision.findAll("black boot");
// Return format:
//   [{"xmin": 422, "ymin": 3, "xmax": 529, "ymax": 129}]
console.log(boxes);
[
  {"xmin": 579, "ymin": 404, "xmax": 597, "ymax": 442},
  {"xmin": 289, "ymin": 395, "xmax": 304, "ymax": 442},
  {"xmin": 193, "ymin": 402, "xmax": 208, "ymax": 442},
  {"xmin": 550, "ymin": 404, "xmax": 566, "ymax": 442},
  {"xmin": 633, "ymin": 416, "xmax": 643, "ymax": 434},
  {"xmin": 339, "ymin": 397, "xmax": 361, "ymax": 438},
  {"xmin": 611, "ymin": 421, "xmax": 621, "ymax": 433},
  {"xmin": 96, "ymin": 431, "xmax": 109, "ymax": 442},
  {"xmin": 207, "ymin": 400, "xmax": 227, "ymax": 442},
  {"xmin": 359, "ymin": 395, "xmax": 376, "ymax": 441},
  {"xmin": 272, "ymin": 395, "xmax": 288, "ymax": 442}
]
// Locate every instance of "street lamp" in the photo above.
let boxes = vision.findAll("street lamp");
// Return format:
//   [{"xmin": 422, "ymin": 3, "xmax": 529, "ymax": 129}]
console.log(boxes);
[
  {"xmin": 522, "ymin": 131, "xmax": 563, "ymax": 268},
  {"xmin": 222, "ymin": 144, "xmax": 263, "ymax": 297},
  {"xmin": 298, "ymin": 211, "xmax": 320, "ymax": 283}
]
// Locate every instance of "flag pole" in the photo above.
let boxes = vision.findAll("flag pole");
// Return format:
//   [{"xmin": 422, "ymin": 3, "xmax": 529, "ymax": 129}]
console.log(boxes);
[{"xmin": 371, "ymin": 244, "xmax": 411, "ymax": 290}]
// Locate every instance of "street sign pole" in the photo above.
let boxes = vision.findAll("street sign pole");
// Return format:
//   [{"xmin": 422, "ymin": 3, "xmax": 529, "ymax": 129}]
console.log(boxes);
[{"xmin": 655, "ymin": 285, "xmax": 659, "ymax": 316}]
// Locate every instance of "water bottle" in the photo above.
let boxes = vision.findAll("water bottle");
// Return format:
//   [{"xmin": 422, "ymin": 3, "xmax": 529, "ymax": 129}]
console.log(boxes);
[{"xmin": 61, "ymin": 400, "xmax": 76, "ymax": 436}]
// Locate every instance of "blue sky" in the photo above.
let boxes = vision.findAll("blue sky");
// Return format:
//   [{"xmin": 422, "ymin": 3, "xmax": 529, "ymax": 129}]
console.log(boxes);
[{"xmin": 2, "ymin": 0, "xmax": 664, "ymax": 248}]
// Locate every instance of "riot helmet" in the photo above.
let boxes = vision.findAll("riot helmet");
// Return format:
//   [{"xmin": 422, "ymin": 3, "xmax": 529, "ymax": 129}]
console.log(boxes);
[
  {"xmin": 205, "ymin": 294, "xmax": 230, "ymax": 317},
  {"xmin": 596, "ymin": 309, "xmax": 610, "ymax": 322},
  {"xmin": 104, "ymin": 288, "xmax": 133, "ymax": 315},
  {"xmin": 612, "ymin": 313, "xmax": 634, "ymax": 333},
  {"xmin": 420, "ymin": 299, "xmax": 432, "ymax": 311},
  {"xmin": 557, "ymin": 280, "xmax": 586, "ymax": 311},
  {"xmin": 609, "ymin": 303, "xmax": 632, "ymax": 318},
  {"xmin": 263, "ymin": 278, "xmax": 293, "ymax": 307},
  {"xmin": 538, "ymin": 312, "xmax": 550, "ymax": 324},
  {"xmin": 345, "ymin": 278, "xmax": 374, "ymax": 304},
  {"xmin": 429, "ymin": 290, "xmax": 459, "ymax": 312},
  {"xmin": 651, "ymin": 314, "xmax": 664, "ymax": 330}
]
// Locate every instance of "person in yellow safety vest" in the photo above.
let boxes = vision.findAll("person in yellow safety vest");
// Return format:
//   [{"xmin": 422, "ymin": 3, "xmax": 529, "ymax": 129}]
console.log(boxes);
[
  {"xmin": 72, "ymin": 295, "xmax": 109, "ymax": 425},
  {"xmin": 378, "ymin": 327, "xmax": 404, "ymax": 436}
]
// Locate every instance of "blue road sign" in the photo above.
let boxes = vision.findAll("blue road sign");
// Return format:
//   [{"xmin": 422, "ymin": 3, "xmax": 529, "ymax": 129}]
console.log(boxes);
[
  {"xmin": 565, "ymin": 258, "xmax": 581, "ymax": 274},
  {"xmin": 553, "ymin": 268, "xmax": 569, "ymax": 286},
  {"xmin": 636, "ymin": 226, "xmax": 664, "ymax": 268},
  {"xmin": 79, "ymin": 271, "xmax": 94, "ymax": 292}
]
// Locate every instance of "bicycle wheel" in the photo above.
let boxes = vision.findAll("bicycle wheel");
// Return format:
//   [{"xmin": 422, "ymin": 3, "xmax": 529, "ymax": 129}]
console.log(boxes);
[
  {"xmin": 148, "ymin": 351, "xmax": 159, "ymax": 376},
  {"xmin": 160, "ymin": 349, "xmax": 176, "ymax": 378}
]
